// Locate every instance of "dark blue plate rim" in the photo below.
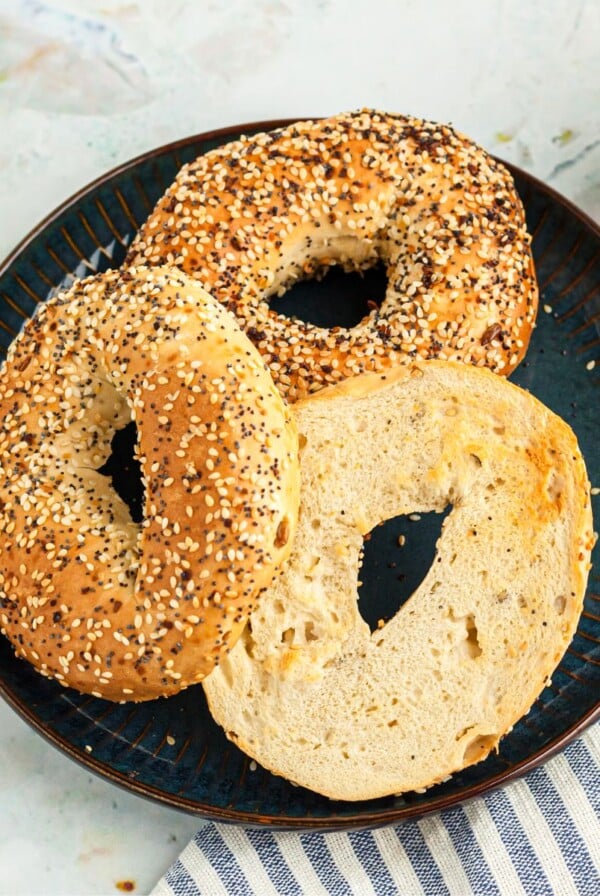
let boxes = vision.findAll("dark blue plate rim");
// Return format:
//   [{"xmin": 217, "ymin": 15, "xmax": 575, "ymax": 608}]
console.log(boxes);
[{"xmin": 0, "ymin": 119, "xmax": 598, "ymax": 829}]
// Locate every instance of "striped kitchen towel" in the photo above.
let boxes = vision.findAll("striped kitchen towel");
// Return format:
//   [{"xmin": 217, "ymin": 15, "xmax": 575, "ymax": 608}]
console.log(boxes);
[{"xmin": 151, "ymin": 723, "xmax": 600, "ymax": 896}]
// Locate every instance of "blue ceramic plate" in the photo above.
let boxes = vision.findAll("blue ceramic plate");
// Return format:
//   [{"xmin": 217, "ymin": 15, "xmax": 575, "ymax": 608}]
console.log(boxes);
[{"xmin": 0, "ymin": 121, "xmax": 598, "ymax": 829}]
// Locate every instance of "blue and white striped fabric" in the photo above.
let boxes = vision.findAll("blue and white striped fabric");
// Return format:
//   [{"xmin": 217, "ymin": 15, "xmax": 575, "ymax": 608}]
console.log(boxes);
[{"xmin": 152, "ymin": 723, "xmax": 600, "ymax": 896}]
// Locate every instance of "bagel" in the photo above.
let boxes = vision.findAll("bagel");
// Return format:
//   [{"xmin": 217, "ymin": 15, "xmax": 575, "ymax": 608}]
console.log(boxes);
[
  {"xmin": 203, "ymin": 362, "xmax": 594, "ymax": 800},
  {"xmin": 0, "ymin": 266, "xmax": 300, "ymax": 701},
  {"xmin": 128, "ymin": 110, "xmax": 538, "ymax": 402}
]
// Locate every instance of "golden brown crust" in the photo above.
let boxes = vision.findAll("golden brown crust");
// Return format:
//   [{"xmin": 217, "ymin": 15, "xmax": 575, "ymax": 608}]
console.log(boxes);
[
  {"xmin": 128, "ymin": 109, "xmax": 538, "ymax": 401},
  {"xmin": 0, "ymin": 266, "xmax": 299, "ymax": 701}
]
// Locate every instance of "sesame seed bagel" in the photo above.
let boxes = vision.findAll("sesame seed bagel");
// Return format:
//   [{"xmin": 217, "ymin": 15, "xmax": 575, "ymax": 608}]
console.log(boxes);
[
  {"xmin": 204, "ymin": 362, "xmax": 594, "ymax": 800},
  {"xmin": 128, "ymin": 109, "xmax": 538, "ymax": 402},
  {"xmin": 0, "ymin": 266, "xmax": 300, "ymax": 701}
]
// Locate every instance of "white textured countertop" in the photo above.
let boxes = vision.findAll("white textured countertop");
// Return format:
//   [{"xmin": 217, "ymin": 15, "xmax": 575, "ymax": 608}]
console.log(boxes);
[{"xmin": 0, "ymin": 2, "xmax": 598, "ymax": 894}]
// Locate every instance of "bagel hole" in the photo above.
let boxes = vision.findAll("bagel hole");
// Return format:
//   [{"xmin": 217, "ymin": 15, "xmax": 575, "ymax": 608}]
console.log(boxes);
[
  {"xmin": 270, "ymin": 262, "xmax": 387, "ymax": 328},
  {"xmin": 241, "ymin": 622, "xmax": 256, "ymax": 659},
  {"xmin": 485, "ymin": 477, "xmax": 506, "ymax": 495},
  {"xmin": 464, "ymin": 615, "xmax": 483, "ymax": 658},
  {"xmin": 274, "ymin": 516, "xmax": 290, "ymax": 548},
  {"xmin": 304, "ymin": 622, "xmax": 318, "ymax": 642},
  {"xmin": 462, "ymin": 733, "xmax": 497, "ymax": 765},
  {"xmin": 554, "ymin": 594, "xmax": 566, "ymax": 615},
  {"xmin": 97, "ymin": 421, "xmax": 144, "ymax": 523},
  {"xmin": 546, "ymin": 471, "xmax": 565, "ymax": 505},
  {"xmin": 357, "ymin": 506, "xmax": 452, "ymax": 633},
  {"xmin": 449, "ymin": 609, "xmax": 483, "ymax": 659}
]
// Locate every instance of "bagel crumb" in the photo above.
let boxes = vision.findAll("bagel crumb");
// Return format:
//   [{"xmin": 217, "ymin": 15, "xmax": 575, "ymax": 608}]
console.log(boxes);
[{"xmin": 204, "ymin": 360, "xmax": 593, "ymax": 800}]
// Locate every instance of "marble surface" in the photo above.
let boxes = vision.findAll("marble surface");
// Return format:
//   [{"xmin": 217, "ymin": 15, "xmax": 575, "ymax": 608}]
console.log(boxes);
[{"xmin": 0, "ymin": 1, "xmax": 598, "ymax": 894}]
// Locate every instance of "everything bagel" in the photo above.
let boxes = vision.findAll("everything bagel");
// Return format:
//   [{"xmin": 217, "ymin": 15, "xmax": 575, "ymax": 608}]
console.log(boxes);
[
  {"xmin": 128, "ymin": 110, "xmax": 538, "ymax": 401},
  {"xmin": 0, "ymin": 267, "xmax": 299, "ymax": 701},
  {"xmin": 204, "ymin": 362, "xmax": 594, "ymax": 800}
]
